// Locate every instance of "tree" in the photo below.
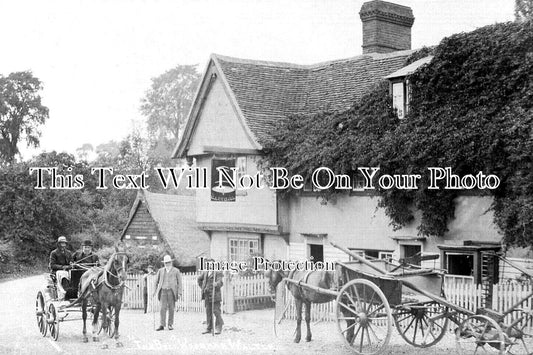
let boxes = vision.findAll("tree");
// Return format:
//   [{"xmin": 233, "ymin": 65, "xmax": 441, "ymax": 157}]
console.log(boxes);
[
  {"xmin": 140, "ymin": 65, "xmax": 200, "ymax": 143},
  {"xmin": 516, "ymin": 0, "xmax": 533, "ymax": 21},
  {"xmin": 0, "ymin": 71, "xmax": 49, "ymax": 164}
]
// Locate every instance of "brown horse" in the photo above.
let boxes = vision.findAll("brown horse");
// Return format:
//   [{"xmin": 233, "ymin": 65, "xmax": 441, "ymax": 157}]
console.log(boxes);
[
  {"xmin": 266, "ymin": 269, "xmax": 336, "ymax": 343},
  {"xmin": 79, "ymin": 245, "xmax": 129, "ymax": 348}
]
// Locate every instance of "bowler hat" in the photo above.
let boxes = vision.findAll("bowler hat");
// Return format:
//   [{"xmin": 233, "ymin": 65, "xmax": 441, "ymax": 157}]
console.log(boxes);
[
  {"xmin": 82, "ymin": 240, "xmax": 93, "ymax": 247},
  {"xmin": 162, "ymin": 255, "xmax": 173, "ymax": 263},
  {"xmin": 57, "ymin": 236, "xmax": 68, "ymax": 243}
]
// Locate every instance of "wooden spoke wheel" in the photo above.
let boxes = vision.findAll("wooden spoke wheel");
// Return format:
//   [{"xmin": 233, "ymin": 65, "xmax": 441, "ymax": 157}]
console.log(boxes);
[
  {"xmin": 504, "ymin": 310, "xmax": 533, "ymax": 355},
  {"xmin": 393, "ymin": 301, "xmax": 449, "ymax": 347},
  {"xmin": 35, "ymin": 292, "xmax": 47, "ymax": 337},
  {"xmin": 47, "ymin": 303, "xmax": 59, "ymax": 341},
  {"xmin": 335, "ymin": 279, "xmax": 392, "ymax": 355},
  {"xmin": 456, "ymin": 315, "xmax": 506, "ymax": 354},
  {"xmin": 98, "ymin": 305, "xmax": 116, "ymax": 338}
]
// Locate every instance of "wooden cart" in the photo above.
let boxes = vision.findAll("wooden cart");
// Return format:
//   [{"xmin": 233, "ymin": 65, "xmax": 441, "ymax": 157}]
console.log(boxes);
[{"xmin": 282, "ymin": 242, "xmax": 533, "ymax": 355}]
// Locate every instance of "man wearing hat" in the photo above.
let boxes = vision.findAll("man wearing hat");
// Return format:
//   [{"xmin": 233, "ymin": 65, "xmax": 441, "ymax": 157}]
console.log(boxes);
[
  {"xmin": 197, "ymin": 258, "xmax": 224, "ymax": 335},
  {"xmin": 73, "ymin": 240, "xmax": 99, "ymax": 267},
  {"xmin": 49, "ymin": 236, "xmax": 73, "ymax": 300},
  {"xmin": 154, "ymin": 255, "xmax": 182, "ymax": 331}
]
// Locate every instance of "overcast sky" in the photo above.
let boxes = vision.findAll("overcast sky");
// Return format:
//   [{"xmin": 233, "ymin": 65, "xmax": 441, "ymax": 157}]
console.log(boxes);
[{"xmin": 0, "ymin": 0, "xmax": 514, "ymax": 160}]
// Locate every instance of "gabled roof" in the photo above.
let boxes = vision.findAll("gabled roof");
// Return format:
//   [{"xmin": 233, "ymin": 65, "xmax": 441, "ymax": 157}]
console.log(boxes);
[
  {"xmin": 121, "ymin": 191, "xmax": 209, "ymax": 267},
  {"xmin": 174, "ymin": 50, "xmax": 414, "ymax": 158}
]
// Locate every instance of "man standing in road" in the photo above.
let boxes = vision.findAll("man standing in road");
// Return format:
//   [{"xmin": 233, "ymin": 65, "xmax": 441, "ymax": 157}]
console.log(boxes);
[
  {"xmin": 154, "ymin": 255, "xmax": 182, "ymax": 331},
  {"xmin": 49, "ymin": 236, "xmax": 73, "ymax": 300},
  {"xmin": 197, "ymin": 258, "xmax": 224, "ymax": 335}
]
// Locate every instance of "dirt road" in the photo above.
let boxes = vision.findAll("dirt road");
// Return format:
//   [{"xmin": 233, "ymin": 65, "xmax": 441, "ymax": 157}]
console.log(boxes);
[{"xmin": 0, "ymin": 275, "xmax": 457, "ymax": 355}]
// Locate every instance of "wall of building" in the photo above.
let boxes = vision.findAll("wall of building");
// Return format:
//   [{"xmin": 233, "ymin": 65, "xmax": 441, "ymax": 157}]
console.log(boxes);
[
  {"xmin": 187, "ymin": 73, "xmax": 256, "ymax": 156},
  {"xmin": 122, "ymin": 203, "xmax": 160, "ymax": 246},
  {"xmin": 287, "ymin": 193, "xmax": 501, "ymax": 265},
  {"xmin": 195, "ymin": 155, "xmax": 278, "ymax": 227}
]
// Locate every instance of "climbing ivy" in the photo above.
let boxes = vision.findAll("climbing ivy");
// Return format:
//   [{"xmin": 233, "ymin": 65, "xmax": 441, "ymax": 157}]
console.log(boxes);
[{"xmin": 261, "ymin": 20, "xmax": 533, "ymax": 246}]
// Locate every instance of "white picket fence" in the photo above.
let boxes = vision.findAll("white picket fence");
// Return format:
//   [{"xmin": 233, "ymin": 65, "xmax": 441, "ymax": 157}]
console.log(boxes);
[
  {"xmin": 123, "ymin": 271, "xmax": 533, "ymax": 330},
  {"xmin": 123, "ymin": 272, "xmax": 271, "ymax": 314}
]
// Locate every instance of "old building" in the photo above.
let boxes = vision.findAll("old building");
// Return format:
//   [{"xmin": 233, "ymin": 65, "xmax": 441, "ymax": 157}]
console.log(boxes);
[
  {"xmin": 121, "ymin": 190, "xmax": 209, "ymax": 271},
  {"xmin": 171, "ymin": 0, "xmax": 503, "ymax": 277}
]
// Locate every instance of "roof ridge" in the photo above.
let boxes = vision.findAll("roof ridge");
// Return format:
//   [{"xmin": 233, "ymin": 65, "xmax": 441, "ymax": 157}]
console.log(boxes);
[{"xmin": 211, "ymin": 49, "xmax": 415, "ymax": 70}]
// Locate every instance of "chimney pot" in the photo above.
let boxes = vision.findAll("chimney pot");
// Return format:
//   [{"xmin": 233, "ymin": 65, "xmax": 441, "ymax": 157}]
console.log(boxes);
[{"xmin": 360, "ymin": 0, "xmax": 415, "ymax": 54}]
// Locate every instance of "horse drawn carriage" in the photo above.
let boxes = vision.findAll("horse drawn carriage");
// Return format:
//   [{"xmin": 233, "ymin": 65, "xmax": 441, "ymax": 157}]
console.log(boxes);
[
  {"xmin": 274, "ymin": 242, "xmax": 533, "ymax": 355},
  {"xmin": 35, "ymin": 248, "xmax": 128, "ymax": 344}
]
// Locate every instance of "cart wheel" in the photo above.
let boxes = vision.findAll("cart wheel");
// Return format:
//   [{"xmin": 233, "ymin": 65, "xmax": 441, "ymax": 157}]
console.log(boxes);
[
  {"xmin": 393, "ymin": 301, "xmax": 449, "ymax": 347},
  {"xmin": 36, "ymin": 292, "xmax": 47, "ymax": 337},
  {"xmin": 456, "ymin": 314, "xmax": 506, "ymax": 354},
  {"xmin": 47, "ymin": 303, "xmax": 59, "ymax": 341},
  {"xmin": 98, "ymin": 305, "xmax": 116, "ymax": 338},
  {"xmin": 504, "ymin": 310, "xmax": 533, "ymax": 355},
  {"xmin": 335, "ymin": 279, "xmax": 392, "ymax": 355}
]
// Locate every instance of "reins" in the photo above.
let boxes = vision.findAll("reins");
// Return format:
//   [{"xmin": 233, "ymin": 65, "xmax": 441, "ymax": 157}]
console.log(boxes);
[{"xmin": 103, "ymin": 252, "xmax": 128, "ymax": 291}]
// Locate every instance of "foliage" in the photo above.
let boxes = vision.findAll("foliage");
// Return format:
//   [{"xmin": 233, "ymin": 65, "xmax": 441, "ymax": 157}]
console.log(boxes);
[
  {"xmin": 0, "ymin": 71, "xmax": 49, "ymax": 164},
  {"xmin": 140, "ymin": 65, "xmax": 200, "ymax": 170},
  {"xmin": 97, "ymin": 244, "xmax": 168, "ymax": 273},
  {"xmin": 0, "ymin": 151, "xmax": 136, "ymax": 267},
  {"xmin": 515, "ymin": 0, "xmax": 533, "ymax": 20},
  {"xmin": 140, "ymin": 65, "xmax": 200, "ymax": 142},
  {"xmin": 262, "ymin": 20, "xmax": 533, "ymax": 246}
]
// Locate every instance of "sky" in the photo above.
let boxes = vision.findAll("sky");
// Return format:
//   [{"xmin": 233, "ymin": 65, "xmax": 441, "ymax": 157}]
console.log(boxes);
[{"xmin": 0, "ymin": 0, "xmax": 515, "ymax": 160}]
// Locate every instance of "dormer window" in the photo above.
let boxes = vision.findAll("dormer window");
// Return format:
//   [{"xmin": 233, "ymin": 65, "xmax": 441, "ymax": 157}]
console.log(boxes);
[
  {"xmin": 392, "ymin": 81, "xmax": 407, "ymax": 119},
  {"xmin": 385, "ymin": 56, "xmax": 433, "ymax": 120}
]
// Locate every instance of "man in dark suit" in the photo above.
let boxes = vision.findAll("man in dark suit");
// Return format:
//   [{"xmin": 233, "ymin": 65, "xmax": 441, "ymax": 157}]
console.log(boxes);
[
  {"xmin": 154, "ymin": 255, "xmax": 182, "ymax": 331},
  {"xmin": 49, "ymin": 236, "xmax": 72, "ymax": 300},
  {"xmin": 72, "ymin": 240, "xmax": 99, "ymax": 266},
  {"xmin": 197, "ymin": 259, "xmax": 224, "ymax": 334}
]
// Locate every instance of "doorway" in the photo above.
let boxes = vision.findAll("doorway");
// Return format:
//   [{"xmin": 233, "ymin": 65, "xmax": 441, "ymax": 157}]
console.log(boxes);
[{"xmin": 309, "ymin": 244, "xmax": 324, "ymax": 263}]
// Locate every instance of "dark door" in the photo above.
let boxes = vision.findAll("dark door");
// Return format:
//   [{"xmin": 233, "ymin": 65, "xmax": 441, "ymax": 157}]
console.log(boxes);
[
  {"xmin": 402, "ymin": 245, "xmax": 422, "ymax": 265},
  {"xmin": 309, "ymin": 244, "xmax": 324, "ymax": 263}
]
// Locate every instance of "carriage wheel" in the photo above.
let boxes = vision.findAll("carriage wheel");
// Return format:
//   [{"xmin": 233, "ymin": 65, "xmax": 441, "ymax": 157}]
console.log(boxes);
[
  {"xmin": 393, "ymin": 301, "xmax": 449, "ymax": 347},
  {"xmin": 335, "ymin": 279, "xmax": 392, "ymax": 355},
  {"xmin": 98, "ymin": 305, "xmax": 116, "ymax": 338},
  {"xmin": 35, "ymin": 292, "xmax": 47, "ymax": 337},
  {"xmin": 456, "ymin": 315, "xmax": 506, "ymax": 354},
  {"xmin": 47, "ymin": 303, "xmax": 59, "ymax": 341},
  {"xmin": 504, "ymin": 310, "xmax": 533, "ymax": 355}
]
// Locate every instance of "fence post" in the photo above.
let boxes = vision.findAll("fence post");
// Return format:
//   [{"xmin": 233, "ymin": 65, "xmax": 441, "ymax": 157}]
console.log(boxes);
[{"xmin": 225, "ymin": 275, "xmax": 235, "ymax": 314}]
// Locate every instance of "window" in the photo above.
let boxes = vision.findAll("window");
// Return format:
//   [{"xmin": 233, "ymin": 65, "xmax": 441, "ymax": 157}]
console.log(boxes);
[
  {"xmin": 349, "ymin": 249, "xmax": 392, "ymax": 260},
  {"xmin": 446, "ymin": 253, "xmax": 474, "ymax": 276},
  {"xmin": 392, "ymin": 82, "xmax": 406, "ymax": 119},
  {"xmin": 151, "ymin": 236, "xmax": 158, "ymax": 240},
  {"xmin": 229, "ymin": 238, "xmax": 259, "ymax": 262},
  {"xmin": 236, "ymin": 156, "xmax": 246, "ymax": 180},
  {"xmin": 379, "ymin": 252, "xmax": 394, "ymax": 261}
]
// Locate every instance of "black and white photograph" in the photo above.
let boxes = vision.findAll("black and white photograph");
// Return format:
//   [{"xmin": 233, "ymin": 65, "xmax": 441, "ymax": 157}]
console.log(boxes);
[{"xmin": 0, "ymin": 0, "xmax": 532, "ymax": 354}]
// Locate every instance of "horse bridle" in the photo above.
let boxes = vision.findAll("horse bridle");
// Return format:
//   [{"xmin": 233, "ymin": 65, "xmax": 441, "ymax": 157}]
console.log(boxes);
[{"xmin": 104, "ymin": 252, "xmax": 128, "ymax": 290}]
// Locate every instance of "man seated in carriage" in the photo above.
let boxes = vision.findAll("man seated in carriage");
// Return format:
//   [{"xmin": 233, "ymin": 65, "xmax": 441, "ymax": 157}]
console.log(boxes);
[
  {"xmin": 49, "ymin": 236, "xmax": 73, "ymax": 300},
  {"xmin": 72, "ymin": 240, "xmax": 99, "ymax": 267}
]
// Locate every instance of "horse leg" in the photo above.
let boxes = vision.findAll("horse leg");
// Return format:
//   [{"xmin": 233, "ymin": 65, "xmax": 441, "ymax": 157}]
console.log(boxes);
[
  {"xmin": 100, "ymin": 303, "xmax": 109, "ymax": 349},
  {"xmin": 92, "ymin": 303, "xmax": 101, "ymax": 342},
  {"xmin": 294, "ymin": 299, "xmax": 302, "ymax": 343},
  {"xmin": 114, "ymin": 304, "xmax": 123, "ymax": 348},
  {"xmin": 82, "ymin": 299, "xmax": 88, "ymax": 343},
  {"xmin": 304, "ymin": 301, "xmax": 312, "ymax": 342}
]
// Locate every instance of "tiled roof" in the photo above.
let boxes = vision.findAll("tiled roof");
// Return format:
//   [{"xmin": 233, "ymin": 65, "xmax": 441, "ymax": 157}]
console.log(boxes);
[
  {"xmin": 213, "ymin": 50, "xmax": 414, "ymax": 143},
  {"xmin": 134, "ymin": 191, "xmax": 209, "ymax": 267}
]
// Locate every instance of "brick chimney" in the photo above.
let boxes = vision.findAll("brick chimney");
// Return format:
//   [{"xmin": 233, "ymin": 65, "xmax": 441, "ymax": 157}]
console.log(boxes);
[{"xmin": 359, "ymin": 0, "xmax": 414, "ymax": 54}]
